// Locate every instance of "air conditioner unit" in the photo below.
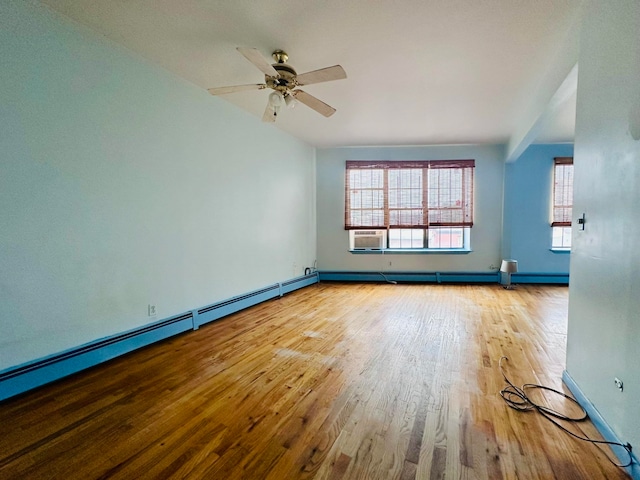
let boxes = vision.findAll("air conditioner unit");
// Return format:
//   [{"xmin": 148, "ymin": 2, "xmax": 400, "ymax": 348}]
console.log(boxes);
[{"xmin": 352, "ymin": 230, "xmax": 386, "ymax": 250}]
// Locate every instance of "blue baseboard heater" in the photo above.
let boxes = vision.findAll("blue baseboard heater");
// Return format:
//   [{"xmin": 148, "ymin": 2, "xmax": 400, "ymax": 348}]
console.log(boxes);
[
  {"xmin": 0, "ymin": 272, "xmax": 319, "ymax": 401},
  {"xmin": 318, "ymin": 270, "xmax": 569, "ymax": 285}
]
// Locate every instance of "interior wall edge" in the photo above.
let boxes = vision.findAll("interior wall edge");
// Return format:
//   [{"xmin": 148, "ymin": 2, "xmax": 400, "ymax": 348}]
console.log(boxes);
[{"xmin": 562, "ymin": 370, "xmax": 640, "ymax": 479}]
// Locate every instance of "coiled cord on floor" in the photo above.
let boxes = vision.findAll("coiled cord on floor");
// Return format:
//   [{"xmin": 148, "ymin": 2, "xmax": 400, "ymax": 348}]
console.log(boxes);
[{"xmin": 498, "ymin": 356, "xmax": 633, "ymax": 469}]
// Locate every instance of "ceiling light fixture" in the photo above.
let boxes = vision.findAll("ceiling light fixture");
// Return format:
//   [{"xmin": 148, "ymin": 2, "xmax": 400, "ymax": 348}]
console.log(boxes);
[
  {"xmin": 284, "ymin": 93, "xmax": 297, "ymax": 109},
  {"xmin": 268, "ymin": 91, "xmax": 284, "ymax": 115}
]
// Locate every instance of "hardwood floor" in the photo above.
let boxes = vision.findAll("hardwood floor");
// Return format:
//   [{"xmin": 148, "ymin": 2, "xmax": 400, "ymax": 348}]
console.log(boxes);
[{"xmin": 0, "ymin": 283, "xmax": 629, "ymax": 479}]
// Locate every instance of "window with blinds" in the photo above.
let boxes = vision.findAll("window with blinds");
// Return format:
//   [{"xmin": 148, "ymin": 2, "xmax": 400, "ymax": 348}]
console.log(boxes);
[
  {"xmin": 345, "ymin": 160, "xmax": 474, "ymax": 249},
  {"xmin": 551, "ymin": 157, "xmax": 573, "ymax": 249}
]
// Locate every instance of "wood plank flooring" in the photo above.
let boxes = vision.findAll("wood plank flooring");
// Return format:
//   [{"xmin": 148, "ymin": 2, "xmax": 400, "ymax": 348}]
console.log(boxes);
[{"xmin": 0, "ymin": 283, "xmax": 630, "ymax": 479}]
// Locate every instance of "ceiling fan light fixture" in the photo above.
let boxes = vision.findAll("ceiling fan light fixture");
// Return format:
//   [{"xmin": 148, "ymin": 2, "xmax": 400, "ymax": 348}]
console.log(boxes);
[
  {"xmin": 284, "ymin": 94, "xmax": 297, "ymax": 109},
  {"xmin": 268, "ymin": 91, "xmax": 284, "ymax": 115},
  {"xmin": 269, "ymin": 91, "xmax": 283, "ymax": 106}
]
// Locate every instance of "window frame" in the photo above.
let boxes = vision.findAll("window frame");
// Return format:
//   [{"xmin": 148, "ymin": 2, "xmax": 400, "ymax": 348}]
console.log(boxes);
[
  {"xmin": 387, "ymin": 227, "xmax": 469, "ymax": 250},
  {"xmin": 348, "ymin": 227, "xmax": 471, "ymax": 253},
  {"xmin": 551, "ymin": 157, "xmax": 573, "ymax": 251},
  {"xmin": 345, "ymin": 160, "xmax": 475, "ymax": 252},
  {"xmin": 345, "ymin": 160, "xmax": 475, "ymax": 230}
]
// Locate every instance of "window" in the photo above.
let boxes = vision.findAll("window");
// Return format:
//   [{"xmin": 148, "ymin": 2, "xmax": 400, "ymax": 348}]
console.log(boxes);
[
  {"xmin": 388, "ymin": 229, "xmax": 424, "ymax": 249},
  {"xmin": 386, "ymin": 227, "xmax": 469, "ymax": 249},
  {"xmin": 551, "ymin": 157, "xmax": 573, "ymax": 249},
  {"xmin": 345, "ymin": 160, "xmax": 474, "ymax": 250},
  {"xmin": 552, "ymin": 226, "xmax": 572, "ymax": 249}
]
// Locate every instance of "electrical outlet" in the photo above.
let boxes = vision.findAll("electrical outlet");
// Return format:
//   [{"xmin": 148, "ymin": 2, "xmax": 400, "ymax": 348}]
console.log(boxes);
[
  {"xmin": 148, "ymin": 304, "xmax": 157, "ymax": 317},
  {"xmin": 614, "ymin": 377, "xmax": 623, "ymax": 392}
]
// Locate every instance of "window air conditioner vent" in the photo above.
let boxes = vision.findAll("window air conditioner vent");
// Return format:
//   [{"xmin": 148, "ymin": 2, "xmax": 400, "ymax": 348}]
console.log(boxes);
[{"xmin": 353, "ymin": 230, "xmax": 385, "ymax": 250}]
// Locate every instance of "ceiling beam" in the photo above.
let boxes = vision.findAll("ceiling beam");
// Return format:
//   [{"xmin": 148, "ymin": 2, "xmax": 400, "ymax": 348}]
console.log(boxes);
[
  {"xmin": 505, "ymin": 64, "xmax": 578, "ymax": 163},
  {"xmin": 505, "ymin": 9, "xmax": 582, "ymax": 163}
]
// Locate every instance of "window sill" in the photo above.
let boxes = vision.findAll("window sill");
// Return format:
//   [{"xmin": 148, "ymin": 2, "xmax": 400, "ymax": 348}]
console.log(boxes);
[
  {"xmin": 550, "ymin": 248, "xmax": 571, "ymax": 254},
  {"xmin": 350, "ymin": 248, "xmax": 472, "ymax": 255}
]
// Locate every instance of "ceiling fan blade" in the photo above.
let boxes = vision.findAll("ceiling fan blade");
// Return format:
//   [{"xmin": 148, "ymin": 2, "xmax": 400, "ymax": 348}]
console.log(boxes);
[
  {"xmin": 262, "ymin": 102, "xmax": 277, "ymax": 123},
  {"xmin": 207, "ymin": 84, "xmax": 266, "ymax": 95},
  {"xmin": 296, "ymin": 65, "xmax": 347, "ymax": 86},
  {"xmin": 293, "ymin": 90, "xmax": 336, "ymax": 117},
  {"xmin": 237, "ymin": 47, "xmax": 279, "ymax": 77}
]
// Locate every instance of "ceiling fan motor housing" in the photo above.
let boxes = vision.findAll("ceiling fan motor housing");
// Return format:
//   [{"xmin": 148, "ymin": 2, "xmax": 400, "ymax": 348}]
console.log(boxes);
[{"xmin": 266, "ymin": 63, "xmax": 297, "ymax": 92}]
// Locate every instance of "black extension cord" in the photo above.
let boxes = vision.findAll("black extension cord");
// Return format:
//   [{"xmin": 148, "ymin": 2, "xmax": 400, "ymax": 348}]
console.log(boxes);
[{"xmin": 498, "ymin": 356, "xmax": 633, "ymax": 470}]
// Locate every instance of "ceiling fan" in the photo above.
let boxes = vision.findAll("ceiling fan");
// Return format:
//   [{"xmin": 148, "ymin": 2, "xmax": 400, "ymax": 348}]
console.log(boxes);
[{"xmin": 208, "ymin": 47, "xmax": 347, "ymax": 122}]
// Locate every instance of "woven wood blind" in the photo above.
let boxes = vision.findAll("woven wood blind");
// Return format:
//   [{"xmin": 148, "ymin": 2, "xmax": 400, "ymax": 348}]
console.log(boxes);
[
  {"xmin": 552, "ymin": 157, "xmax": 573, "ymax": 227},
  {"xmin": 345, "ymin": 160, "xmax": 474, "ymax": 229}
]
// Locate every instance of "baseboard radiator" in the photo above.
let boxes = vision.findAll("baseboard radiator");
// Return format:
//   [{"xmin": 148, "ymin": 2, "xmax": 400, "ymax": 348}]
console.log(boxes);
[
  {"xmin": 0, "ymin": 313, "xmax": 193, "ymax": 401},
  {"xmin": 318, "ymin": 271, "xmax": 500, "ymax": 283},
  {"xmin": 318, "ymin": 270, "xmax": 569, "ymax": 285},
  {"xmin": 195, "ymin": 272, "xmax": 318, "ymax": 328},
  {"xmin": 0, "ymin": 272, "xmax": 319, "ymax": 401}
]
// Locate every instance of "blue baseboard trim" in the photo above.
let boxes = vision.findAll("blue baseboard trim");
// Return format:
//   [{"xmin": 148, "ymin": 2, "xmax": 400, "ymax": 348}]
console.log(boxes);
[
  {"xmin": 511, "ymin": 272, "xmax": 569, "ymax": 285},
  {"xmin": 318, "ymin": 270, "xmax": 499, "ymax": 284},
  {"xmin": 0, "ymin": 272, "xmax": 318, "ymax": 402},
  {"xmin": 196, "ymin": 283, "xmax": 281, "ymax": 328},
  {"xmin": 562, "ymin": 370, "xmax": 640, "ymax": 478},
  {"xmin": 318, "ymin": 270, "xmax": 570, "ymax": 285},
  {"xmin": 195, "ymin": 272, "xmax": 318, "ymax": 327},
  {"xmin": 0, "ymin": 313, "xmax": 193, "ymax": 401},
  {"xmin": 280, "ymin": 272, "xmax": 319, "ymax": 295}
]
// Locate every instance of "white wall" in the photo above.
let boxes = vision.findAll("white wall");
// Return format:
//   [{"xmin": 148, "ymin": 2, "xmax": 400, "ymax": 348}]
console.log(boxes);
[
  {"xmin": 316, "ymin": 145, "xmax": 504, "ymax": 272},
  {"xmin": 0, "ymin": 1, "xmax": 316, "ymax": 370},
  {"xmin": 567, "ymin": 0, "xmax": 640, "ymax": 449}
]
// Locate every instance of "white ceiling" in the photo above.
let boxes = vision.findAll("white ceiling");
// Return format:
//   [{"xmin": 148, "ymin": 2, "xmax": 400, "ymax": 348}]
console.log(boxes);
[{"xmin": 41, "ymin": 0, "xmax": 580, "ymax": 148}]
